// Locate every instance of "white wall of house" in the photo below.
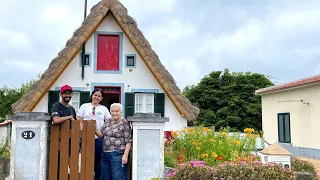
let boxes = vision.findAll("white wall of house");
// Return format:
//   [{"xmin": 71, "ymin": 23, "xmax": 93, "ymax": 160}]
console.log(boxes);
[
  {"xmin": 261, "ymin": 83, "xmax": 320, "ymax": 149},
  {"xmin": 32, "ymin": 14, "xmax": 187, "ymax": 131}
]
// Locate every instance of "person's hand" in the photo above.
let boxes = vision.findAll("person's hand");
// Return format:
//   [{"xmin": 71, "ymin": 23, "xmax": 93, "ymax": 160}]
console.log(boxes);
[
  {"xmin": 6, "ymin": 120, "xmax": 12, "ymax": 123},
  {"xmin": 122, "ymin": 154, "xmax": 128, "ymax": 164},
  {"xmin": 70, "ymin": 116, "xmax": 76, "ymax": 121}
]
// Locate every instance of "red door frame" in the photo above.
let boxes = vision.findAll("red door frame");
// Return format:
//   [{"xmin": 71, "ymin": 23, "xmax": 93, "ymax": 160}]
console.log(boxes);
[{"xmin": 94, "ymin": 86, "xmax": 121, "ymax": 103}]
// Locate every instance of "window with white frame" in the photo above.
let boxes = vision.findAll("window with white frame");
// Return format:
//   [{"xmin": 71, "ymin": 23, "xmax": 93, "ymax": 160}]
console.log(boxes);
[
  {"xmin": 135, "ymin": 93, "xmax": 154, "ymax": 113},
  {"xmin": 59, "ymin": 92, "xmax": 80, "ymax": 111}
]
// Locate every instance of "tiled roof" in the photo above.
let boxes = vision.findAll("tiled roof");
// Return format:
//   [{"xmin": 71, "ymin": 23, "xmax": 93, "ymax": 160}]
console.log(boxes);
[{"xmin": 255, "ymin": 74, "xmax": 320, "ymax": 95}]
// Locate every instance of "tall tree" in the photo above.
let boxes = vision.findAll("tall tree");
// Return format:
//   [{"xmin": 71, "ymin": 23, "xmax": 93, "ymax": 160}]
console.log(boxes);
[
  {"xmin": 0, "ymin": 77, "xmax": 39, "ymax": 120},
  {"xmin": 183, "ymin": 69, "xmax": 274, "ymax": 131}
]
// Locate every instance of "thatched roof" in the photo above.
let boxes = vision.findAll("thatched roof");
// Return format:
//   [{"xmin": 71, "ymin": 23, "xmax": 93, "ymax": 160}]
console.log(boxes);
[
  {"xmin": 260, "ymin": 143, "xmax": 292, "ymax": 156},
  {"xmin": 12, "ymin": 0, "xmax": 199, "ymax": 121}
]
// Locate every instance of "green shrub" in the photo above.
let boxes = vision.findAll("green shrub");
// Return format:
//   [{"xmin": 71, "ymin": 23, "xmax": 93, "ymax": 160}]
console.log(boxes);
[
  {"xmin": 167, "ymin": 160, "xmax": 295, "ymax": 180},
  {"xmin": 291, "ymin": 157, "xmax": 317, "ymax": 179}
]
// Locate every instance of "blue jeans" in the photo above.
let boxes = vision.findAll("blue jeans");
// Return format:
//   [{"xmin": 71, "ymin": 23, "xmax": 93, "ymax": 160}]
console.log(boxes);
[
  {"xmin": 95, "ymin": 138, "xmax": 103, "ymax": 180},
  {"xmin": 101, "ymin": 150, "xmax": 128, "ymax": 180}
]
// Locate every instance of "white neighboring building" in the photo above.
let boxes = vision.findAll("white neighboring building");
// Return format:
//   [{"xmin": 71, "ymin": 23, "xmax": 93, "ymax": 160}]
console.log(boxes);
[{"xmin": 12, "ymin": 0, "xmax": 199, "ymax": 131}]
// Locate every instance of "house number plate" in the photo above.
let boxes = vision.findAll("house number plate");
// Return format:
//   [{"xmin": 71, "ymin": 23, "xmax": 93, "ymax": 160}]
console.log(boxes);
[{"xmin": 22, "ymin": 131, "xmax": 35, "ymax": 139}]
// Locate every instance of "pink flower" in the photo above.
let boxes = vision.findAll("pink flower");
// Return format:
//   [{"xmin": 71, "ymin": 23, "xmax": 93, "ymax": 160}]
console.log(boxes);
[{"xmin": 218, "ymin": 164, "xmax": 224, "ymax": 167}]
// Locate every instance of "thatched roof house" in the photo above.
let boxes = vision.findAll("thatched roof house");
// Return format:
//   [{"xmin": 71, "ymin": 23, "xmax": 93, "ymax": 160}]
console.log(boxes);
[{"xmin": 12, "ymin": 0, "xmax": 199, "ymax": 125}]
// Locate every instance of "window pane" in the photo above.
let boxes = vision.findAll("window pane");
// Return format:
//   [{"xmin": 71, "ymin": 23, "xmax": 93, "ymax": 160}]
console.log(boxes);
[
  {"xmin": 73, "ymin": 102, "xmax": 79, "ymax": 111},
  {"xmin": 85, "ymin": 55, "xmax": 90, "ymax": 65},
  {"xmin": 127, "ymin": 56, "xmax": 135, "ymax": 66},
  {"xmin": 73, "ymin": 92, "xmax": 80, "ymax": 101},
  {"xmin": 146, "ymin": 104, "xmax": 153, "ymax": 113},
  {"xmin": 278, "ymin": 114, "xmax": 284, "ymax": 142},
  {"xmin": 284, "ymin": 114, "xmax": 290, "ymax": 143},
  {"xmin": 135, "ymin": 94, "xmax": 144, "ymax": 113}
]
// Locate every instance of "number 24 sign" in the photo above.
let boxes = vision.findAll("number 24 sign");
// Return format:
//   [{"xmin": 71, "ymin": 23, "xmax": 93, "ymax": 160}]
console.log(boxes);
[{"xmin": 22, "ymin": 131, "xmax": 35, "ymax": 139}]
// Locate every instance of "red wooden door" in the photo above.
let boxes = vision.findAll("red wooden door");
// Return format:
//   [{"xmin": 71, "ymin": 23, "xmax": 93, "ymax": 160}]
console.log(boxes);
[{"xmin": 97, "ymin": 35, "xmax": 120, "ymax": 71}]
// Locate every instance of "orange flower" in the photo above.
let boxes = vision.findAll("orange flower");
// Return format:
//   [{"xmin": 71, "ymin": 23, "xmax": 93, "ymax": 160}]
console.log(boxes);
[{"xmin": 217, "ymin": 156, "xmax": 223, "ymax": 161}]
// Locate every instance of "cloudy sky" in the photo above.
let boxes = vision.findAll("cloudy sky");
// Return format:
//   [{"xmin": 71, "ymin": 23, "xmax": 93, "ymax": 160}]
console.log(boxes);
[{"xmin": 1, "ymin": 0, "xmax": 320, "ymax": 90}]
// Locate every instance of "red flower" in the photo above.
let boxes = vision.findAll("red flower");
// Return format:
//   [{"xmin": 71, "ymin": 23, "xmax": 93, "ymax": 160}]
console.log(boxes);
[
  {"xmin": 177, "ymin": 155, "xmax": 184, "ymax": 163},
  {"xmin": 165, "ymin": 131, "xmax": 173, "ymax": 141},
  {"xmin": 217, "ymin": 156, "xmax": 223, "ymax": 161}
]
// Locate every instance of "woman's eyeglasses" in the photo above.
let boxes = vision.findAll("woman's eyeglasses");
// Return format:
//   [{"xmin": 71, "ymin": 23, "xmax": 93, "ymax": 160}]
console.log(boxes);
[{"xmin": 92, "ymin": 107, "xmax": 95, "ymax": 115}]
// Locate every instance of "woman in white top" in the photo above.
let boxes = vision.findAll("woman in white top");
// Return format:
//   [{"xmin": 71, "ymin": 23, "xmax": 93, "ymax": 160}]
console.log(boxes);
[{"xmin": 77, "ymin": 89, "xmax": 111, "ymax": 180}]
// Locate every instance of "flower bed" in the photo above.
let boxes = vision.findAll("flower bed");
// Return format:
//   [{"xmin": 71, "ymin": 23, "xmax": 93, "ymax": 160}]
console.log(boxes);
[
  {"xmin": 166, "ymin": 160, "xmax": 295, "ymax": 180},
  {"xmin": 164, "ymin": 126, "xmax": 262, "ymax": 168}
]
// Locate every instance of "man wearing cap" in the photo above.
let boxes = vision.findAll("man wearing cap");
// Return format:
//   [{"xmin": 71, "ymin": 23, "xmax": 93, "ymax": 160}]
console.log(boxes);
[{"xmin": 51, "ymin": 84, "xmax": 77, "ymax": 124}]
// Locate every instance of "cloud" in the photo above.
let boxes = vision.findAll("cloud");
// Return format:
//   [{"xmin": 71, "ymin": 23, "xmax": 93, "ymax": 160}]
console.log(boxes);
[
  {"xmin": 41, "ymin": 2, "xmax": 82, "ymax": 40},
  {"xmin": 3, "ymin": 59, "xmax": 46, "ymax": 73},
  {"xmin": 0, "ymin": 0, "xmax": 17, "ymax": 15},
  {"xmin": 121, "ymin": 0, "xmax": 177, "ymax": 22},
  {"xmin": 0, "ymin": 29, "xmax": 32, "ymax": 50},
  {"xmin": 146, "ymin": 19, "xmax": 197, "ymax": 47}
]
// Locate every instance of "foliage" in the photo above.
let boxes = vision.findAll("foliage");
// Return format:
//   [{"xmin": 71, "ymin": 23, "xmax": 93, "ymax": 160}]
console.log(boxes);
[
  {"xmin": 167, "ymin": 160, "xmax": 295, "ymax": 180},
  {"xmin": 0, "ymin": 76, "xmax": 39, "ymax": 118},
  {"xmin": 164, "ymin": 126, "xmax": 260, "ymax": 168},
  {"xmin": 167, "ymin": 160, "xmax": 215, "ymax": 179},
  {"xmin": 183, "ymin": 68, "xmax": 274, "ymax": 131},
  {"xmin": 0, "ymin": 138, "xmax": 10, "ymax": 159},
  {"xmin": 291, "ymin": 157, "xmax": 317, "ymax": 179}
]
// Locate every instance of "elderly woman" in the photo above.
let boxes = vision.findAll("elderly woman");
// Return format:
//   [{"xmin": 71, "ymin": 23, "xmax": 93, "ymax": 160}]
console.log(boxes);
[{"xmin": 95, "ymin": 103, "xmax": 132, "ymax": 180}]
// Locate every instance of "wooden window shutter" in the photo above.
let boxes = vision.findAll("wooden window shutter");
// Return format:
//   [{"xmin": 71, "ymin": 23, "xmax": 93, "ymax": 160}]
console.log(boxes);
[
  {"xmin": 125, "ymin": 92, "xmax": 135, "ymax": 119},
  {"xmin": 48, "ymin": 90, "xmax": 60, "ymax": 114},
  {"xmin": 80, "ymin": 91, "xmax": 90, "ymax": 106},
  {"xmin": 154, "ymin": 93, "xmax": 165, "ymax": 117}
]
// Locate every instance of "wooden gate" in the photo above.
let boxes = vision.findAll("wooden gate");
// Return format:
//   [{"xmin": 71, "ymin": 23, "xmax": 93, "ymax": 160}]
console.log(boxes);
[{"xmin": 48, "ymin": 120, "xmax": 96, "ymax": 180}]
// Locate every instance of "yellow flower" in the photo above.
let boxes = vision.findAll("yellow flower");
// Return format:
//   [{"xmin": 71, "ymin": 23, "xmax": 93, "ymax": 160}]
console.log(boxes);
[
  {"xmin": 172, "ymin": 131, "xmax": 179, "ymax": 137},
  {"xmin": 235, "ymin": 140, "xmax": 240, "ymax": 145},
  {"xmin": 180, "ymin": 129, "xmax": 186, "ymax": 133},
  {"xmin": 244, "ymin": 128, "xmax": 255, "ymax": 133},
  {"xmin": 187, "ymin": 127, "xmax": 194, "ymax": 132},
  {"xmin": 201, "ymin": 127, "xmax": 208, "ymax": 131},
  {"xmin": 254, "ymin": 134, "xmax": 260, "ymax": 138},
  {"xmin": 201, "ymin": 153, "xmax": 208, "ymax": 157},
  {"xmin": 192, "ymin": 141, "xmax": 197, "ymax": 146},
  {"xmin": 196, "ymin": 147, "xmax": 201, "ymax": 151},
  {"xmin": 209, "ymin": 138, "xmax": 215, "ymax": 142},
  {"xmin": 220, "ymin": 132, "xmax": 227, "ymax": 136},
  {"xmin": 211, "ymin": 152, "xmax": 218, "ymax": 158}
]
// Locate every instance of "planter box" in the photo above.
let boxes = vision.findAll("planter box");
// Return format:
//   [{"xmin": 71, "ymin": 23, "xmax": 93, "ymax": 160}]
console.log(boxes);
[{"xmin": 0, "ymin": 157, "xmax": 10, "ymax": 179}]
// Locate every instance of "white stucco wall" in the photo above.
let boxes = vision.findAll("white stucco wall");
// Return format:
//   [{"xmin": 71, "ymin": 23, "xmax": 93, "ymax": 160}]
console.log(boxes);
[
  {"xmin": 261, "ymin": 84, "xmax": 320, "ymax": 149},
  {"xmin": 32, "ymin": 14, "xmax": 187, "ymax": 131}
]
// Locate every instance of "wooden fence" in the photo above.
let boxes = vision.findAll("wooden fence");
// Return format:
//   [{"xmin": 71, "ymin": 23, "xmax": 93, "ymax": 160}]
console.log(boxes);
[{"xmin": 48, "ymin": 120, "xmax": 96, "ymax": 180}]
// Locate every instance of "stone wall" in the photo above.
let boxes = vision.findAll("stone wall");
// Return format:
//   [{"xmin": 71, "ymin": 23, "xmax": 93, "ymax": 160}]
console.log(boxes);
[{"xmin": 0, "ymin": 126, "xmax": 8, "ymax": 144}]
